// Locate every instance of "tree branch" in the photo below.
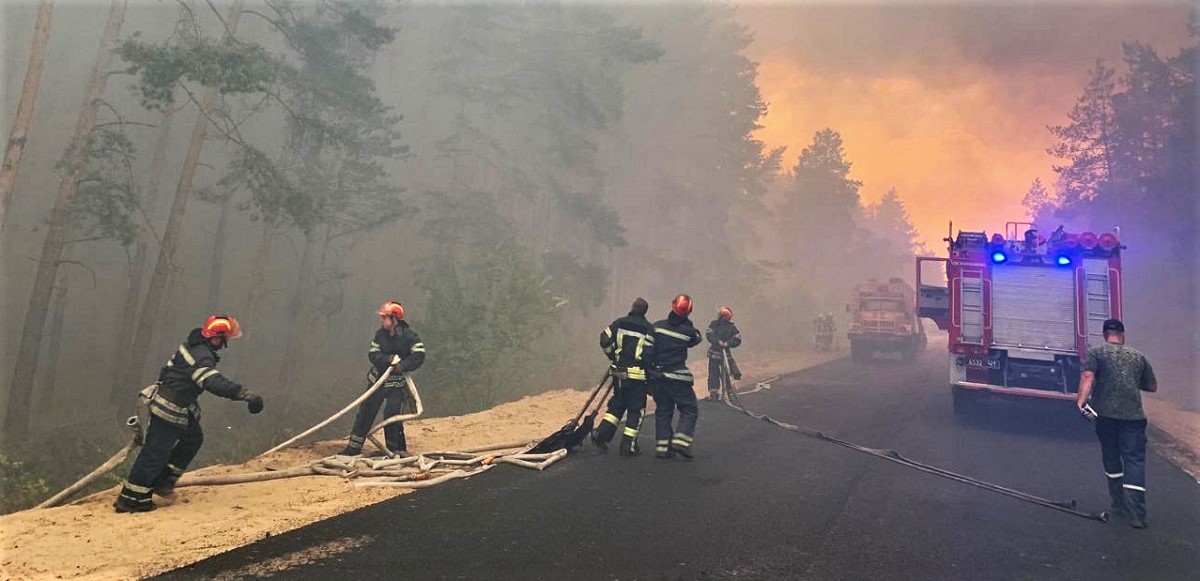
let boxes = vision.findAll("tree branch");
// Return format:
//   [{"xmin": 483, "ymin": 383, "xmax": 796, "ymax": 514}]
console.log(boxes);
[{"xmin": 55, "ymin": 259, "xmax": 100, "ymax": 288}]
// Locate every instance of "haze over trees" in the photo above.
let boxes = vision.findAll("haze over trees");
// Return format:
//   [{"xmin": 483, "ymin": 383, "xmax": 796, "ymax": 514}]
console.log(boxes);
[
  {"xmin": 1029, "ymin": 22, "xmax": 1197, "ymax": 409},
  {"xmin": 7, "ymin": 0, "xmax": 1187, "ymax": 513}
]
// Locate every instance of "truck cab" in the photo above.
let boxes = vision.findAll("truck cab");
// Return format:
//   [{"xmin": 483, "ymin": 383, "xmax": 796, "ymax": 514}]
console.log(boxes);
[{"xmin": 847, "ymin": 277, "xmax": 927, "ymax": 362}]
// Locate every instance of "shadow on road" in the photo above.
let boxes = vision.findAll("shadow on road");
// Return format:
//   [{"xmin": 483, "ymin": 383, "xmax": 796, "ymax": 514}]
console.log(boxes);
[{"xmin": 955, "ymin": 397, "xmax": 1095, "ymax": 442}]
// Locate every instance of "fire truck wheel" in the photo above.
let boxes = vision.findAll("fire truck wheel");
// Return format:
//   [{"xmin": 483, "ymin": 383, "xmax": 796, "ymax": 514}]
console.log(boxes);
[{"xmin": 850, "ymin": 342, "xmax": 870, "ymax": 363}]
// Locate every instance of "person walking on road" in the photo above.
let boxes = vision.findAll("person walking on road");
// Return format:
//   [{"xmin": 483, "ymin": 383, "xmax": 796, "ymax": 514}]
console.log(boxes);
[{"xmin": 1076, "ymin": 318, "xmax": 1158, "ymax": 529}]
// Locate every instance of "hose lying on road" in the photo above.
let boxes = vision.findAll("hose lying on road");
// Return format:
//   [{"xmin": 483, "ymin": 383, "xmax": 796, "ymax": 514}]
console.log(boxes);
[{"xmin": 723, "ymin": 377, "xmax": 1109, "ymax": 523}]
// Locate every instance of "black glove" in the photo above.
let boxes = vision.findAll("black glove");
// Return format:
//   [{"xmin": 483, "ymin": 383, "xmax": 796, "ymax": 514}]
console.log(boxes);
[
  {"xmin": 244, "ymin": 392, "xmax": 264, "ymax": 414},
  {"xmin": 646, "ymin": 368, "xmax": 664, "ymax": 380}
]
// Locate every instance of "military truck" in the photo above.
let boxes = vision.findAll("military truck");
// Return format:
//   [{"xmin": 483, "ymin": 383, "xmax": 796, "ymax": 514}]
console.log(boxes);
[{"xmin": 847, "ymin": 277, "xmax": 927, "ymax": 362}]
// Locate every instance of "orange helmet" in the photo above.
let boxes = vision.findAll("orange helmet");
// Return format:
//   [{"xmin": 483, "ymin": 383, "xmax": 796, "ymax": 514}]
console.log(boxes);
[
  {"xmin": 671, "ymin": 294, "xmax": 693, "ymax": 317},
  {"xmin": 378, "ymin": 301, "xmax": 405, "ymax": 321},
  {"xmin": 201, "ymin": 315, "xmax": 242, "ymax": 339},
  {"xmin": 719, "ymin": 306, "xmax": 733, "ymax": 321}
]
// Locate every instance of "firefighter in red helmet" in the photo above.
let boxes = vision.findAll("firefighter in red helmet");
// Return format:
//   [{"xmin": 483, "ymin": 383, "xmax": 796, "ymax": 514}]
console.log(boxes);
[
  {"xmin": 340, "ymin": 301, "xmax": 426, "ymax": 457},
  {"xmin": 705, "ymin": 306, "xmax": 743, "ymax": 401},
  {"xmin": 649, "ymin": 294, "xmax": 704, "ymax": 459},
  {"xmin": 115, "ymin": 316, "xmax": 262, "ymax": 513}
]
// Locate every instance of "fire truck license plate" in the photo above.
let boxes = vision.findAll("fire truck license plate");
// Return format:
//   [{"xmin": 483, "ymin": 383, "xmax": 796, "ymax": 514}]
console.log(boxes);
[{"xmin": 966, "ymin": 357, "xmax": 1001, "ymax": 369}]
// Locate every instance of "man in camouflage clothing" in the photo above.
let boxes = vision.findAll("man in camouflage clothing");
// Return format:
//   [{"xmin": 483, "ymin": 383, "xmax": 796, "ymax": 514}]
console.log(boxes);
[{"xmin": 1076, "ymin": 319, "xmax": 1158, "ymax": 529}]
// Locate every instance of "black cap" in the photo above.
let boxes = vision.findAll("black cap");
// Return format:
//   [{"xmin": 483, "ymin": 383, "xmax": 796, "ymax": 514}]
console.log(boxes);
[{"xmin": 1102, "ymin": 319, "xmax": 1125, "ymax": 333}]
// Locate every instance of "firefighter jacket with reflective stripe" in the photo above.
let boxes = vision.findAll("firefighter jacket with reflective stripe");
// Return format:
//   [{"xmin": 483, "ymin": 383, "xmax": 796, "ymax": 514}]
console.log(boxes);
[
  {"xmin": 599, "ymin": 313, "xmax": 655, "ymax": 381},
  {"xmin": 651, "ymin": 312, "xmax": 703, "ymax": 382},
  {"xmin": 706, "ymin": 318, "xmax": 742, "ymax": 358},
  {"xmin": 153, "ymin": 328, "xmax": 247, "ymax": 425},
  {"xmin": 368, "ymin": 323, "xmax": 426, "ymax": 374}
]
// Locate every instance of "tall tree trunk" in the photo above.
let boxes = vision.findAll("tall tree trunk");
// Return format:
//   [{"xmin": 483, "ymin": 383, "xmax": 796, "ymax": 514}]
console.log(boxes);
[
  {"xmin": 277, "ymin": 230, "xmax": 317, "ymax": 399},
  {"xmin": 0, "ymin": 0, "xmax": 55, "ymax": 235},
  {"xmin": 4, "ymin": 0, "xmax": 127, "ymax": 442},
  {"xmin": 225, "ymin": 224, "xmax": 273, "ymax": 380},
  {"xmin": 110, "ymin": 108, "xmax": 176, "ymax": 403},
  {"xmin": 124, "ymin": 0, "xmax": 244, "ymax": 392},
  {"xmin": 206, "ymin": 194, "xmax": 231, "ymax": 313},
  {"xmin": 36, "ymin": 276, "xmax": 69, "ymax": 418}
]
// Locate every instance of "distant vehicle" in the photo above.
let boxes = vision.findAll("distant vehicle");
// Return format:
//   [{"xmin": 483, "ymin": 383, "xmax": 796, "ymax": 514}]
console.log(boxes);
[
  {"xmin": 917, "ymin": 222, "xmax": 1124, "ymax": 416},
  {"xmin": 846, "ymin": 277, "xmax": 927, "ymax": 363}
]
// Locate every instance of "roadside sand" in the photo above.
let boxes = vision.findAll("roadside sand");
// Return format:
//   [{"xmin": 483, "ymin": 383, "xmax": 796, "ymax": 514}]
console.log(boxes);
[{"xmin": 0, "ymin": 349, "xmax": 836, "ymax": 581}]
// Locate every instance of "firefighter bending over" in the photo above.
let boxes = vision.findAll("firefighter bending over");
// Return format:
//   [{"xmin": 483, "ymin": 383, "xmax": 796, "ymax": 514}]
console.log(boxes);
[
  {"xmin": 341, "ymin": 301, "xmax": 426, "ymax": 457},
  {"xmin": 705, "ymin": 306, "xmax": 742, "ymax": 401},
  {"xmin": 650, "ymin": 294, "xmax": 703, "ymax": 459},
  {"xmin": 115, "ymin": 316, "xmax": 263, "ymax": 513},
  {"xmin": 592, "ymin": 297, "xmax": 656, "ymax": 456}
]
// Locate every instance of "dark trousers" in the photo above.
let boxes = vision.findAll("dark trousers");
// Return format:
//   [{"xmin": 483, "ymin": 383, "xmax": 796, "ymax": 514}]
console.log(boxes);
[
  {"xmin": 120, "ymin": 413, "xmax": 204, "ymax": 505},
  {"xmin": 348, "ymin": 382, "xmax": 413, "ymax": 453},
  {"xmin": 594, "ymin": 378, "xmax": 648, "ymax": 443},
  {"xmin": 652, "ymin": 379, "xmax": 699, "ymax": 453},
  {"xmin": 707, "ymin": 356, "xmax": 723, "ymax": 396},
  {"xmin": 1096, "ymin": 417, "xmax": 1148, "ymax": 518}
]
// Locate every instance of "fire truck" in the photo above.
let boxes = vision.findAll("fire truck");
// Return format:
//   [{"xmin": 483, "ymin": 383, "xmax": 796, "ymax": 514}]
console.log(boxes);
[
  {"xmin": 846, "ymin": 277, "xmax": 927, "ymax": 362},
  {"xmin": 916, "ymin": 222, "xmax": 1124, "ymax": 415}
]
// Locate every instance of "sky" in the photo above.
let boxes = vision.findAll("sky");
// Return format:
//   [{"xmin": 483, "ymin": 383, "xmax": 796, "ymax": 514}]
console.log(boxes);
[{"xmin": 735, "ymin": 0, "xmax": 1193, "ymax": 247}]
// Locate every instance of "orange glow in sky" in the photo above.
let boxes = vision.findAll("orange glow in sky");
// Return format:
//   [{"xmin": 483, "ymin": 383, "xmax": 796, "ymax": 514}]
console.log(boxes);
[{"xmin": 737, "ymin": 2, "xmax": 1192, "ymax": 247}]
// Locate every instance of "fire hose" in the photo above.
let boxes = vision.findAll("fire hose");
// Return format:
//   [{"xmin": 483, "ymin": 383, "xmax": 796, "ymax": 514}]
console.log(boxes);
[
  {"xmin": 717, "ymin": 357, "xmax": 1109, "ymax": 523},
  {"xmin": 261, "ymin": 361, "xmax": 423, "ymax": 458}
]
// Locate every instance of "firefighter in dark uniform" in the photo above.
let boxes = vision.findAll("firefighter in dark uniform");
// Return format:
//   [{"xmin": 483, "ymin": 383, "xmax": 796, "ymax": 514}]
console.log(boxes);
[
  {"xmin": 341, "ymin": 301, "xmax": 426, "ymax": 457},
  {"xmin": 1077, "ymin": 319, "xmax": 1158, "ymax": 528},
  {"xmin": 650, "ymin": 294, "xmax": 703, "ymax": 459},
  {"xmin": 114, "ymin": 315, "xmax": 263, "ymax": 513},
  {"xmin": 591, "ymin": 297, "xmax": 656, "ymax": 456},
  {"xmin": 705, "ymin": 306, "xmax": 742, "ymax": 401}
]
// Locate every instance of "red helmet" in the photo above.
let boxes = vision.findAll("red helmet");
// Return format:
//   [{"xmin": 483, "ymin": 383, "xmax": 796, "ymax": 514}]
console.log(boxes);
[
  {"xmin": 718, "ymin": 306, "xmax": 733, "ymax": 321},
  {"xmin": 671, "ymin": 294, "xmax": 693, "ymax": 317},
  {"xmin": 201, "ymin": 315, "xmax": 242, "ymax": 339},
  {"xmin": 378, "ymin": 301, "xmax": 405, "ymax": 320}
]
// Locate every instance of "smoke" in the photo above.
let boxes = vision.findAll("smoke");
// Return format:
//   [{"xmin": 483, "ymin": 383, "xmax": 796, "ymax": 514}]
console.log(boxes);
[{"xmin": 736, "ymin": 0, "xmax": 1193, "ymax": 245}]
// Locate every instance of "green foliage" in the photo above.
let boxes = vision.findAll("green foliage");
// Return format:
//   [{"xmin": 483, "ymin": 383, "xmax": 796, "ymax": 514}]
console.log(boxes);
[
  {"xmin": 63, "ymin": 127, "xmax": 140, "ymax": 246},
  {"xmin": 418, "ymin": 242, "xmax": 560, "ymax": 413},
  {"xmin": 251, "ymin": 1, "xmax": 408, "ymax": 235},
  {"xmin": 119, "ymin": 37, "xmax": 273, "ymax": 110},
  {"xmin": 0, "ymin": 453, "xmax": 50, "ymax": 514}
]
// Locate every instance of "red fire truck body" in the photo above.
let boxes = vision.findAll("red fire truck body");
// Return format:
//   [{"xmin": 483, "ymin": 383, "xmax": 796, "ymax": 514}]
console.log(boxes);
[{"xmin": 916, "ymin": 223, "xmax": 1124, "ymax": 414}]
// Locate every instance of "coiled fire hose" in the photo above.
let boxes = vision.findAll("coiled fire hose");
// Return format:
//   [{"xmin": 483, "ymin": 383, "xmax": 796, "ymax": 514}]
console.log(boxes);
[{"xmin": 719, "ymin": 357, "xmax": 1109, "ymax": 523}]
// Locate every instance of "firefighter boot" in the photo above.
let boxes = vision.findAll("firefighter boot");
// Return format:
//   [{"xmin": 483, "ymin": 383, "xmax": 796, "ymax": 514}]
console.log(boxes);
[
  {"xmin": 114, "ymin": 484, "xmax": 157, "ymax": 514},
  {"xmin": 618, "ymin": 435, "xmax": 640, "ymax": 457},
  {"xmin": 1124, "ymin": 489, "xmax": 1148, "ymax": 529},
  {"xmin": 591, "ymin": 419, "xmax": 617, "ymax": 452},
  {"xmin": 1107, "ymin": 479, "xmax": 1128, "ymax": 516},
  {"xmin": 671, "ymin": 434, "xmax": 695, "ymax": 460},
  {"xmin": 655, "ymin": 439, "xmax": 674, "ymax": 459}
]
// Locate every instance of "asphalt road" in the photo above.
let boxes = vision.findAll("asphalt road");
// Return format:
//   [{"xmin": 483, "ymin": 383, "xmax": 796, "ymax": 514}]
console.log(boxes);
[{"xmin": 161, "ymin": 346, "xmax": 1200, "ymax": 580}]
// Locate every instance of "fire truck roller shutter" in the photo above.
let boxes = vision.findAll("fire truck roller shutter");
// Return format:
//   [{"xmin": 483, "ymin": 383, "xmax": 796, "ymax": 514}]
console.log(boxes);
[{"xmin": 991, "ymin": 265, "xmax": 1077, "ymax": 352}]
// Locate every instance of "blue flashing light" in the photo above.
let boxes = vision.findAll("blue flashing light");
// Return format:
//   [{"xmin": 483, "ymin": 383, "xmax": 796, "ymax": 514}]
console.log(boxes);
[
  {"xmin": 991, "ymin": 251, "xmax": 1008, "ymax": 264},
  {"xmin": 1056, "ymin": 255, "xmax": 1072, "ymax": 266}
]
